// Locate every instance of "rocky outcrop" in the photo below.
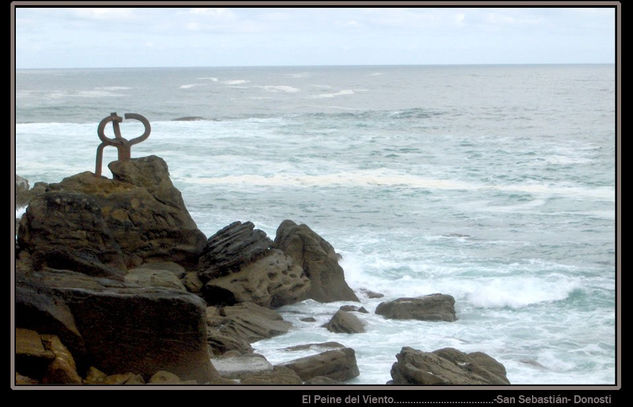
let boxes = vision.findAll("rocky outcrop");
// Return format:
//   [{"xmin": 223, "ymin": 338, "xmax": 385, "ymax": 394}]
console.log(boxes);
[
  {"xmin": 20, "ymin": 269, "xmax": 218, "ymax": 384},
  {"xmin": 198, "ymin": 221, "xmax": 273, "ymax": 282},
  {"xmin": 206, "ymin": 302, "xmax": 291, "ymax": 356},
  {"xmin": 16, "ymin": 176, "xmax": 48, "ymax": 208},
  {"xmin": 17, "ymin": 156, "xmax": 207, "ymax": 275},
  {"xmin": 198, "ymin": 221, "xmax": 311, "ymax": 307},
  {"xmin": 273, "ymin": 220, "xmax": 358, "ymax": 303},
  {"xmin": 279, "ymin": 346, "xmax": 360, "ymax": 382},
  {"xmin": 389, "ymin": 347, "xmax": 510, "ymax": 385},
  {"xmin": 202, "ymin": 249, "xmax": 310, "ymax": 307},
  {"xmin": 375, "ymin": 294, "xmax": 457, "ymax": 322},
  {"xmin": 323, "ymin": 310, "xmax": 366, "ymax": 334}
]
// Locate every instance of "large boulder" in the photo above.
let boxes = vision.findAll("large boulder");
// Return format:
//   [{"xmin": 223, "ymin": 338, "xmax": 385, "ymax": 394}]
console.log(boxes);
[
  {"xmin": 279, "ymin": 346, "xmax": 360, "ymax": 383},
  {"xmin": 22, "ymin": 269, "xmax": 219, "ymax": 384},
  {"xmin": 273, "ymin": 220, "xmax": 358, "ymax": 303},
  {"xmin": 389, "ymin": 347, "xmax": 510, "ymax": 385},
  {"xmin": 17, "ymin": 156, "xmax": 207, "ymax": 275},
  {"xmin": 206, "ymin": 302, "xmax": 291, "ymax": 356},
  {"xmin": 375, "ymin": 294, "xmax": 457, "ymax": 322},
  {"xmin": 15, "ymin": 273, "xmax": 88, "ymax": 363},
  {"xmin": 202, "ymin": 249, "xmax": 311, "ymax": 307}
]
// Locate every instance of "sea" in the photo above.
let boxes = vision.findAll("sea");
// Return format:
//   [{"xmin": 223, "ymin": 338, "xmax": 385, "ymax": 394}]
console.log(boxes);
[{"xmin": 14, "ymin": 64, "xmax": 616, "ymax": 385}]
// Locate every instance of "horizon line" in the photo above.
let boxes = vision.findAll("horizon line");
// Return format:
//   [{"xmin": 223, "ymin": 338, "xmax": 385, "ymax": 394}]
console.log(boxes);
[{"xmin": 15, "ymin": 62, "xmax": 615, "ymax": 70}]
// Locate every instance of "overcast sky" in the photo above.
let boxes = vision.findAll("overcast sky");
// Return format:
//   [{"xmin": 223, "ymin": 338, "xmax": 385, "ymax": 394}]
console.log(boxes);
[{"xmin": 15, "ymin": 7, "xmax": 615, "ymax": 69}]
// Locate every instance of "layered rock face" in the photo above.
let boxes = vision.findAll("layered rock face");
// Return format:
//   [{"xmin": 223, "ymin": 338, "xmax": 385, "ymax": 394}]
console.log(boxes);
[
  {"xmin": 198, "ymin": 222, "xmax": 311, "ymax": 307},
  {"xmin": 15, "ymin": 156, "xmax": 217, "ymax": 384},
  {"xmin": 390, "ymin": 347, "xmax": 510, "ymax": 385},
  {"xmin": 17, "ymin": 155, "xmax": 207, "ymax": 275},
  {"xmin": 273, "ymin": 220, "xmax": 359, "ymax": 303},
  {"xmin": 19, "ymin": 269, "xmax": 219, "ymax": 384}
]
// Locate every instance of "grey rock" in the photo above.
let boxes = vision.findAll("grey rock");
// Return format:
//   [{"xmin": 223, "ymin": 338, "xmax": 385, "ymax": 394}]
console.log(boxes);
[
  {"xmin": 323, "ymin": 310, "xmax": 366, "ymax": 334},
  {"xmin": 202, "ymin": 249, "xmax": 310, "ymax": 307},
  {"xmin": 211, "ymin": 354, "xmax": 273, "ymax": 379},
  {"xmin": 375, "ymin": 294, "xmax": 457, "ymax": 322},
  {"xmin": 279, "ymin": 347, "xmax": 360, "ymax": 382},
  {"xmin": 273, "ymin": 220, "xmax": 358, "ymax": 303},
  {"xmin": 206, "ymin": 302, "xmax": 291, "ymax": 355},
  {"xmin": 390, "ymin": 346, "xmax": 510, "ymax": 385},
  {"xmin": 197, "ymin": 221, "xmax": 273, "ymax": 283}
]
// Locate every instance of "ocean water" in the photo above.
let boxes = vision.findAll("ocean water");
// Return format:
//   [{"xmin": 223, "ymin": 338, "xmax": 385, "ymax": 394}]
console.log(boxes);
[{"xmin": 14, "ymin": 65, "xmax": 616, "ymax": 385}]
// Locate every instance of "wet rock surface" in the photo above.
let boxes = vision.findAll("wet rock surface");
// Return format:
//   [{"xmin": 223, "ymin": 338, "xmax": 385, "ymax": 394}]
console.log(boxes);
[
  {"xmin": 389, "ymin": 346, "xmax": 510, "ymax": 385},
  {"xmin": 375, "ymin": 294, "xmax": 457, "ymax": 322},
  {"xmin": 273, "ymin": 220, "xmax": 359, "ymax": 303}
]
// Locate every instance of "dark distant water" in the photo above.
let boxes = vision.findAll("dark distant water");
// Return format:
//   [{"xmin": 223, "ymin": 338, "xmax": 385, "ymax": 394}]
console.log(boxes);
[{"xmin": 15, "ymin": 64, "xmax": 616, "ymax": 384}]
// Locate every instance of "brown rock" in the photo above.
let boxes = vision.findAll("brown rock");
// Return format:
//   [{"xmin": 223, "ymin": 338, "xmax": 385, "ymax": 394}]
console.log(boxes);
[
  {"xmin": 182, "ymin": 271, "xmax": 204, "ymax": 293},
  {"xmin": 15, "ymin": 328, "xmax": 55, "ymax": 379},
  {"xmin": 323, "ymin": 310, "xmax": 366, "ymax": 334},
  {"xmin": 24, "ymin": 269, "xmax": 218, "ymax": 384},
  {"xmin": 280, "ymin": 347, "xmax": 360, "ymax": 382},
  {"xmin": 273, "ymin": 220, "xmax": 358, "ymax": 303},
  {"xmin": 202, "ymin": 249, "xmax": 310, "ymax": 307},
  {"xmin": 40, "ymin": 334, "xmax": 82, "ymax": 384},
  {"xmin": 206, "ymin": 303, "xmax": 291, "ymax": 356},
  {"xmin": 84, "ymin": 366, "xmax": 107, "ymax": 384},
  {"xmin": 17, "ymin": 156, "xmax": 207, "ymax": 276},
  {"xmin": 375, "ymin": 294, "xmax": 457, "ymax": 322},
  {"xmin": 197, "ymin": 221, "xmax": 273, "ymax": 282},
  {"xmin": 240, "ymin": 366, "xmax": 303, "ymax": 385},
  {"xmin": 103, "ymin": 372, "xmax": 145, "ymax": 385},
  {"xmin": 148, "ymin": 370, "xmax": 182, "ymax": 384},
  {"xmin": 389, "ymin": 347, "xmax": 510, "ymax": 385},
  {"xmin": 15, "ymin": 373, "xmax": 39, "ymax": 385},
  {"xmin": 125, "ymin": 267, "xmax": 187, "ymax": 291}
]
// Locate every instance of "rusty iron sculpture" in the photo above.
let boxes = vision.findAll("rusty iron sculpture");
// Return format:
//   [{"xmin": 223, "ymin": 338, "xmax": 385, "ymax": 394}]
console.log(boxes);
[{"xmin": 95, "ymin": 112, "xmax": 151, "ymax": 177}]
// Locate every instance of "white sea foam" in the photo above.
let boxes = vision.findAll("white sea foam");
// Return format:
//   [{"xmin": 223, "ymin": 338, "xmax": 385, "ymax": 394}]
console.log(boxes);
[
  {"xmin": 255, "ymin": 85, "xmax": 300, "ymax": 93},
  {"xmin": 184, "ymin": 171, "xmax": 614, "ymax": 201},
  {"xmin": 222, "ymin": 79, "xmax": 250, "ymax": 85},
  {"xmin": 197, "ymin": 77, "xmax": 219, "ymax": 81},
  {"xmin": 311, "ymin": 89, "xmax": 355, "ymax": 98},
  {"xmin": 179, "ymin": 84, "xmax": 198, "ymax": 89}
]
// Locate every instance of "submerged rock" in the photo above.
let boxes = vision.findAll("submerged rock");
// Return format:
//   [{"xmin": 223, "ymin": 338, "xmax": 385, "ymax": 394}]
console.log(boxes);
[
  {"xmin": 17, "ymin": 156, "xmax": 207, "ymax": 276},
  {"xmin": 273, "ymin": 220, "xmax": 359, "ymax": 303},
  {"xmin": 389, "ymin": 347, "xmax": 510, "ymax": 385},
  {"xmin": 375, "ymin": 294, "xmax": 457, "ymax": 322}
]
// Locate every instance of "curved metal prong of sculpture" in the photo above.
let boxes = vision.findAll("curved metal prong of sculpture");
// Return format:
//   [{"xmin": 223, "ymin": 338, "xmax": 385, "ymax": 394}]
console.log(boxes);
[{"xmin": 94, "ymin": 112, "xmax": 151, "ymax": 177}]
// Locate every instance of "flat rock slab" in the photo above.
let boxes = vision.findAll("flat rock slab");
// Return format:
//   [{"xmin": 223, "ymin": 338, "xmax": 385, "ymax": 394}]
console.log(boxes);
[
  {"xmin": 211, "ymin": 354, "xmax": 273, "ymax": 379},
  {"xmin": 375, "ymin": 294, "xmax": 457, "ymax": 322},
  {"xmin": 390, "ymin": 346, "xmax": 510, "ymax": 385}
]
